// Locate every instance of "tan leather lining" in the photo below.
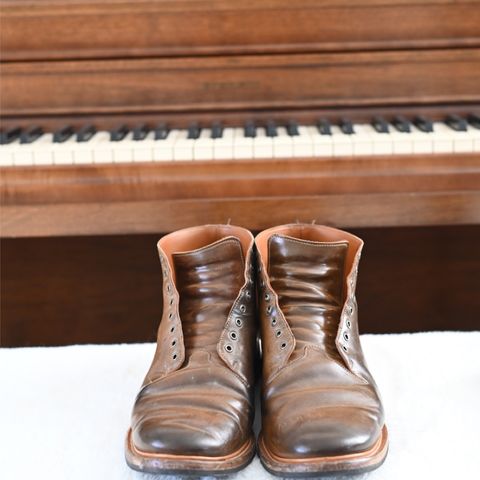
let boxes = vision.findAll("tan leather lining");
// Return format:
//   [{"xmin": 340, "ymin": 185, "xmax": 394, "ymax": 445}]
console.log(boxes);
[
  {"xmin": 256, "ymin": 224, "xmax": 363, "ymax": 291},
  {"xmin": 158, "ymin": 224, "xmax": 253, "ymax": 283}
]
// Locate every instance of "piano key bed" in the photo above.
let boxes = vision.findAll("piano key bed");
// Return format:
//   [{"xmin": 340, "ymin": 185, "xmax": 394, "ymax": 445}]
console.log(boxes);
[{"xmin": 1, "ymin": 115, "xmax": 480, "ymax": 166}]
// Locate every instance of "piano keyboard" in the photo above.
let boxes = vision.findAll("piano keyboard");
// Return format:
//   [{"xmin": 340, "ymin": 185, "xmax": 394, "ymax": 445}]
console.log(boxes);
[{"xmin": 1, "ymin": 115, "xmax": 479, "ymax": 166}]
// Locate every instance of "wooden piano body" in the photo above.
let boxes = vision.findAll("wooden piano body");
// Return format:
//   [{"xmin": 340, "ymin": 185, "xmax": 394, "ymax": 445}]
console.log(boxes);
[{"xmin": 1, "ymin": 0, "xmax": 479, "ymax": 346}]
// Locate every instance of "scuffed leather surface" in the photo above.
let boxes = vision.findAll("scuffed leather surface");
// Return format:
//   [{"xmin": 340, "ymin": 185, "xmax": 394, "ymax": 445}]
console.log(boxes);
[
  {"xmin": 257, "ymin": 226, "xmax": 384, "ymax": 459},
  {"xmin": 131, "ymin": 229, "xmax": 255, "ymax": 457}
]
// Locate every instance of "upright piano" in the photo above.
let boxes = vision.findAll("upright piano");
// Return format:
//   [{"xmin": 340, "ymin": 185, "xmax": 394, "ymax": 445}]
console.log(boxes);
[{"xmin": 1, "ymin": 0, "xmax": 479, "ymax": 346}]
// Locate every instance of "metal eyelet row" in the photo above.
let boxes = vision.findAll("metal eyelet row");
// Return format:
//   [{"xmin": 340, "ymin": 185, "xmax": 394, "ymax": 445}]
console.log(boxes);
[
  {"xmin": 341, "ymin": 302, "xmax": 355, "ymax": 352},
  {"xmin": 265, "ymin": 289, "xmax": 287, "ymax": 350},
  {"xmin": 161, "ymin": 258, "xmax": 179, "ymax": 362},
  {"xmin": 225, "ymin": 292, "xmax": 249, "ymax": 353}
]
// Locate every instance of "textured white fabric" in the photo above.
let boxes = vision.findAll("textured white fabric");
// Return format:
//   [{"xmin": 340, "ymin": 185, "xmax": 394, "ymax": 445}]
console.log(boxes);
[{"xmin": 1, "ymin": 332, "xmax": 479, "ymax": 480}]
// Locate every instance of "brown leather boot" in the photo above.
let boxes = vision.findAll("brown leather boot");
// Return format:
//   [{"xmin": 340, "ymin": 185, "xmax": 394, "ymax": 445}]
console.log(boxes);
[
  {"xmin": 256, "ymin": 224, "xmax": 388, "ymax": 477},
  {"xmin": 125, "ymin": 225, "xmax": 257, "ymax": 475}
]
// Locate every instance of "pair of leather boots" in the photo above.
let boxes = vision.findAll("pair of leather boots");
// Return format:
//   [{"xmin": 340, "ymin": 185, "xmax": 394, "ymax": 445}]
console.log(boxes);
[{"xmin": 125, "ymin": 224, "xmax": 388, "ymax": 477}]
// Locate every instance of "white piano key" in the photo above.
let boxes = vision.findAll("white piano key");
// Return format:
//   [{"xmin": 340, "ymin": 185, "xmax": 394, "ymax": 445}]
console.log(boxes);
[
  {"xmin": 272, "ymin": 127, "xmax": 294, "ymax": 158},
  {"xmin": 93, "ymin": 132, "xmax": 115, "ymax": 163},
  {"xmin": 411, "ymin": 126, "xmax": 433, "ymax": 154},
  {"xmin": 0, "ymin": 139, "xmax": 19, "ymax": 166},
  {"xmin": 351, "ymin": 124, "xmax": 374, "ymax": 156},
  {"xmin": 292, "ymin": 126, "xmax": 314, "ymax": 157},
  {"xmin": 470, "ymin": 126, "xmax": 480, "ymax": 151},
  {"xmin": 193, "ymin": 129, "xmax": 214, "ymax": 160},
  {"xmin": 173, "ymin": 130, "xmax": 195, "ymax": 161},
  {"xmin": 331, "ymin": 126, "xmax": 353, "ymax": 157},
  {"xmin": 431, "ymin": 123, "xmax": 454, "ymax": 153},
  {"xmin": 452, "ymin": 127, "xmax": 474, "ymax": 153},
  {"xmin": 132, "ymin": 131, "xmax": 155, "ymax": 162},
  {"xmin": 307, "ymin": 126, "xmax": 333, "ymax": 157},
  {"xmin": 112, "ymin": 132, "xmax": 135, "ymax": 163},
  {"xmin": 233, "ymin": 128, "xmax": 254, "ymax": 159},
  {"xmin": 26, "ymin": 133, "xmax": 54, "ymax": 165},
  {"xmin": 365, "ymin": 124, "xmax": 394, "ymax": 155},
  {"xmin": 53, "ymin": 137, "xmax": 77, "ymax": 164},
  {"xmin": 153, "ymin": 129, "xmax": 179, "ymax": 162},
  {"xmin": 253, "ymin": 128, "xmax": 274, "ymax": 158},
  {"xmin": 74, "ymin": 132, "xmax": 104, "ymax": 164},
  {"xmin": 214, "ymin": 128, "xmax": 235, "ymax": 160},
  {"xmin": 390, "ymin": 129, "xmax": 413, "ymax": 155}
]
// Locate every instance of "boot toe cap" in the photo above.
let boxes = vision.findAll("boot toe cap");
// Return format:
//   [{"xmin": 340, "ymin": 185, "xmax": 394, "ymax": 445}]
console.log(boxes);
[
  {"xmin": 131, "ymin": 367, "xmax": 251, "ymax": 457},
  {"xmin": 265, "ymin": 402, "xmax": 383, "ymax": 459}
]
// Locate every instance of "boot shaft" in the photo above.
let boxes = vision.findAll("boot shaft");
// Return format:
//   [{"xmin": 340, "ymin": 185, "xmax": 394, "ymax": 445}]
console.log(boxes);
[
  {"xmin": 255, "ymin": 224, "xmax": 369, "ymax": 382},
  {"xmin": 143, "ymin": 224, "xmax": 256, "ymax": 387}
]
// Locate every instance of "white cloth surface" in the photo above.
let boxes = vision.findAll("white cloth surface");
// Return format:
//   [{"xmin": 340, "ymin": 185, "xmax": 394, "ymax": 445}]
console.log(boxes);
[{"xmin": 1, "ymin": 332, "xmax": 479, "ymax": 480}]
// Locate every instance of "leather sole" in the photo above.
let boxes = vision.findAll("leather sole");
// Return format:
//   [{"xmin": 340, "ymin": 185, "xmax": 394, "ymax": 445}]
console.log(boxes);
[
  {"xmin": 125, "ymin": 428, "xmax": 256, "ymax": 476},
  {"xmin": 258, "ymin": 425, "xmax": 389, "ymax": 477}
]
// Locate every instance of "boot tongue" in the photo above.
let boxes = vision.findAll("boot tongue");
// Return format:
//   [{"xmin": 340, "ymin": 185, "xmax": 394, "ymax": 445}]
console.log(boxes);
[
  {"xmin": 173, "ymin": 236, "xmax": 245, "ymax": 358},
  {"xmin": 267, "ymin": 234, "xmax": 348, "ymax": 359}
]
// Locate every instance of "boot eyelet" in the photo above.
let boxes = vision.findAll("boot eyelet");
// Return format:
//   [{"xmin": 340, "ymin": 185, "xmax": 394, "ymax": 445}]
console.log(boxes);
[
  {"xmin": 169, "ymin": 298, "xmax": 174, "ymax": 306},
  {"xmin": 172, "ymin": 353, "xmax": 177, "ymax": 360},
  {"xmin": 170, "ymin": 326, "xmax": 175, "ymax": 333},
  {"xmin": 342, "ymin": 345, "xmax": 348, "ymax": 352},
  {"xmin": 275, "ymin": 330, "xmax": 282, "ymax": 337},
  {"xmin": 348, "ymin": 305, "xmax": 354, "ymax": 314},
  {"xmin": 271, "ymin": 317, "xmax": 277, "ymax": 326},
  {"xmin": 225, "ymin": 344, "xmax": 233, "ymax": 353},
  {"xmin": 240, "ymin": 304, "xmax": 246, "ymax": 313},
  {"xmin": 171, "ymin": 339, "xmax": 176, "ymax": 346},
  {"xmin": 166, "ymin": 284, "xmax": 171, "ymax": 292},
  {"xmin": 168, "ymin": 312, "xmax": 173, "ymax": 319},
  {"xmin": 264, "ymin": 293, "xmax": 270, "ymax": 301},
  {"xmin": 343, "ymin": 333, "xmax": 349, "ymax": 341},
  {"xmin": 246, "ymin": 290, "xmax": 251, "ymax": 299},
  {"xmin": 280, "ymin": 342, "xmax": 287, "ymax": 349},
  {"xmin": 229, "ymin": 331, "xmax": 238, "ymax": 341},
  {"xmin": 235, "ymin": 318, "xmax": 242, "ymax": 327},
  {"xmin": 346, "ymin": 320, "xmax": 351, "ymax": 328},
  {"xmin": 267, "ymin": 305, "xmax": 273, "ymax": 314}
]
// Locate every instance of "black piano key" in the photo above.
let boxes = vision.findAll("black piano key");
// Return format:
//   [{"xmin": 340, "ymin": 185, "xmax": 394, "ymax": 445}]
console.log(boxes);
[
  {"xmin": 316, "ymin": 118, "xmax": 332, "ymax": 135},
  {"xmin": 53, "ymin": 125, "xmax": 74, "ymax": 143},
  {"xmin": 339, "ymin": 118, "xmax": 355, "ymax": 135},
  {"xmin": 266, "ymin": 120, "xmax": 278, "ymax": 137},
  {"xmin": 0, "ymin": 126, "xmax": 22, "ymax": 145},
  {"xmin": 133, "ymin": 123, "xmax": 149, "ymax": 141},
  {"xmin": 392, "ymin": 116, "xmax": 411, "ymax": 133},
  {"xmin": 154, "ymin": 123, "xmax": 169, "ymax": 140},
  {"xmin": 244, "ymin": 121, "xmax": 256, "ymax": 138},
  {"xmin": 211, "ymin": 122, "xmax": 223, "ymax": 139},
  {"xmin": 286, "ymin": 120, "xmax": 300, "ymax": 136},
  {"xmin": 372, "ymin": 116, "xmax": 389, "ymax": 134},
  {"xmin": 110, "ymin": 125, "xmax": 129, "ymax": 142},
  {"xmin": 445, "ymin": 114, "xmax": 468, "ymax": 132},
  {"xmin": 187, "ymin": 123, "xmax": 201, "ymax": 139},
  {"xmin": 77, "ymin": 124, "xmax": 96, "ymax": 142},
  {"xmin": 20, "ymin": 126, "xmax": 43, "ymax": 144},
  {"xmin": 413, "ymin": 115, "xmax": 433, "ymax": 133},
  {"xmin": 467, "ymin": 113, "xmax": 480, "ymax": 129}
]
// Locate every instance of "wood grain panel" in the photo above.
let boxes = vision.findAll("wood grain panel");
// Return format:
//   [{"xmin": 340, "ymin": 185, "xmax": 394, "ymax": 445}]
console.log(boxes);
[
  {"xmin": 2, "ymin": 225, "xmax": 479, "ymax": 346},
  {"xmin": 2, "ymin": 49, "xmax": 480, "ymax": 117},
  {"xmin": 2, "ymin": 191, "xmax": 480, "ymax": 238},
  {"xmin": 1, "ymin": 0, "xmax": 480, "ymax": 60},
  {"xmin": 1, "ymin": 153, "xmax": 479, "ymax": 237}
]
